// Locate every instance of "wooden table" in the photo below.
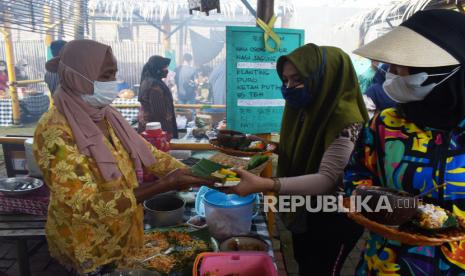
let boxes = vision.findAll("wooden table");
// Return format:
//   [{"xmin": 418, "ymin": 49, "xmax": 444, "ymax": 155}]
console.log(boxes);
[{"xmin": 0, "ymin": 213, "xmax": 46, "ymax": 276}]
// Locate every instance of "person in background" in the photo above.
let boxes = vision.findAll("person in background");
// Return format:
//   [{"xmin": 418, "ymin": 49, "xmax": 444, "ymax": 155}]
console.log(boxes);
[
  {"xmin": 138, "ymin": 55, "xmax": 178, "ymax": 138},
  {"xmin": 358, "ymin": 59, "xmax": 379, "ymax": 93},
  {"xmin": 364, "ymin": 63, "xmax": 396, "ymax": 112},
  {"xmin": 225, "ymin": 43, "xmax": 368, "ymax": 275},
  {"xmin": 175, "ymin": 53, "xmax": 196, "ymax": 104},
  {"xmin": 45, "ymin": 40, "xmax": 67, "ymax": 95},
  {"xmin": 209, "ymin": 61, "xmax": 226, "ymax": 105},
  {"xmin": 33, "ymin": 40, "xmax": 209, "ymax": 274},
  {"xmin": 345, "ymin": 10, "xmax": 465, "ymax": 275},
  {"xmin": 195, "ymin": 65, "xmax": 212, "ymax": 102},
  {"xmin": 0, "ymin": 60, "xmax": 8, "ymax": 94},
  {"xmin": 15, "ymin": 59, "xmax": 28, "ymax": 81}
]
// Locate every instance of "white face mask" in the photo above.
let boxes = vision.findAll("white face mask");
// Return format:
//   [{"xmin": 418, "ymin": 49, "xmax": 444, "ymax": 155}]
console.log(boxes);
[
  {"xmin": 60, "ymin": 61, "xmax": 120, "ymax": 107},
  {"xmin": 382, "ymin": 66, "xmax": 461, "ymax": 103}
]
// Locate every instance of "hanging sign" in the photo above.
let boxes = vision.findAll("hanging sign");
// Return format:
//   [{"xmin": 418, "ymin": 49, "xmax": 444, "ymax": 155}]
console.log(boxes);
[{"xmin": 226, "ymin": 26, "xmax": 304, "ymax": 134}]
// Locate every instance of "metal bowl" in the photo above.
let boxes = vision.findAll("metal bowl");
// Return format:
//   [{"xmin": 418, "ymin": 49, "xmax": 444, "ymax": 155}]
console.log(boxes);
[
  {"xmin": 144, "ymin": 193, "xmax": 185, "ymax": 227},
  {"xmin": 0, "ymin": 177, "xmax": 44, "ymax": 196},
  {"xmin": 219, "ymin": 236, "xmax": 269, "ymax": 252}
]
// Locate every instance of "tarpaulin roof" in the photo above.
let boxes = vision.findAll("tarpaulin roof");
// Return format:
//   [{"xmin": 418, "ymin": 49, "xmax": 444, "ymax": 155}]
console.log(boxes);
[{"xmin": 0, "ymin": 0, "xmax": 88, "ymax": 36}]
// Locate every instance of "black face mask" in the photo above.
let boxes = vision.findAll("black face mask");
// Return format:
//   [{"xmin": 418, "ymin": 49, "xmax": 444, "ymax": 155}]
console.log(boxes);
[
  {"xmin": 160, "ymin": 69, "xmax": 169, "ymax": 79},
  {"xmin": 280, "ymin": 48, "xmax": 327, "ymax": 110},
  {"xmin": 280, "ymin": 82, "xmax": 311, "ymax": 109}
]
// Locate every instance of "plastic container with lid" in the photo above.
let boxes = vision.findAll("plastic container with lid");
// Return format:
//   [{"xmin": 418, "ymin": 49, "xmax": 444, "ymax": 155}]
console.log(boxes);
[
  {"xmin": 141, "ymin": 122, "xmax": 170, "ymax": 152},
  {"xmin": 141, "ymin": 122, "xmax": 170, "ymax": 182},
  {"xmin": 203, "ymin": 189, "xmax": 257, "ymax": 240},
  {"xmin": 193, "ymin": 252, "xmax": 277, "ymax": 276}
]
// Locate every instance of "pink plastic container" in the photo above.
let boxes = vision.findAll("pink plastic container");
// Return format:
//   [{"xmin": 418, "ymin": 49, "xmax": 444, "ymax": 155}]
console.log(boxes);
[{"xmin": 193, "ymin": 252, "xmax": 277, "ymax": 276}]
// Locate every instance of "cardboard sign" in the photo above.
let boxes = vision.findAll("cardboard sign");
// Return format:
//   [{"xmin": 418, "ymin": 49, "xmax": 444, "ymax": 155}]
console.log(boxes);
[{"xmin": 226, "ymin": 26, "xmax": 304, "ymax": 134}]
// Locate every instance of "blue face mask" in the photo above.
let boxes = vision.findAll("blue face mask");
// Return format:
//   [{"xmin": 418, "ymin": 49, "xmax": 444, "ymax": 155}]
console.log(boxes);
[{"xmin": 280, "ymin": 83, "xmax": 311, "ymax": 109}]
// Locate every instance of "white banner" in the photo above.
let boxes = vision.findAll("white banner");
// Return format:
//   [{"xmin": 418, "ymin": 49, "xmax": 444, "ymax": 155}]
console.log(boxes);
[
  {"xmin": 237, "ymin": 62, "xmax": 277, "ymax": 70},
  {"xmin": 237, "ymin": 99, "xmax": 285, "ymax": 107}
]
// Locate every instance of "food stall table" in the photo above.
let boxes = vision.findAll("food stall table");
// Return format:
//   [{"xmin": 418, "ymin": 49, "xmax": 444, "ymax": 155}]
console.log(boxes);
[
  {"xmin": 144, "ymin": 200, "xmax": 275, "ymax": 259},
  {"xmin": 0, "ymin": 212, "xmax": 46, "ymax": 276},
  {"xmin": 0, "ymin": 99, "xmax": 14, "ymax": 126},
  {"xmin": 0, "ymin": 185, "xmax": 48, "ymax": 276},
  {"xmin": 112, "ymin": 98, "xmax": 140, "ymax": 124}
]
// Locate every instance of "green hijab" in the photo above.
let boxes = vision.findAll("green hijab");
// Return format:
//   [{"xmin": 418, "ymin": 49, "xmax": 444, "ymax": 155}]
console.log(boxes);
[{"xmin": 277, "ymin": 43, "xmax": 368, "ymax": 232}]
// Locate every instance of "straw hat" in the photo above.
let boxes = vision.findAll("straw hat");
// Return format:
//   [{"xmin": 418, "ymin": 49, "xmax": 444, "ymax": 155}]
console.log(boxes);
[{"xmin": 354, "ymin": 10, "xmax": 463, "ymax": 68}]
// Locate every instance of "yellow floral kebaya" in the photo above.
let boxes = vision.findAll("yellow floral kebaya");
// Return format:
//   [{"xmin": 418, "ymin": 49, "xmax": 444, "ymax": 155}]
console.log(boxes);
[{"xmin": 33, "ymin": 106, "xmax": 184, "ymax": 274}]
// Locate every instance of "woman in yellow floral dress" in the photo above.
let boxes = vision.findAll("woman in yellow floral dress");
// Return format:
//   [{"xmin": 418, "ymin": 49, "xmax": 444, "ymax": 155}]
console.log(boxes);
[{"xmin": 33, "ymin": 39, "xmax": 210, "ymax": 274}]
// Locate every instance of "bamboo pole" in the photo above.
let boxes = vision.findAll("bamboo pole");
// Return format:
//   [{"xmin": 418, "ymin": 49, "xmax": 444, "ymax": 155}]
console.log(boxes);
[
  {"xmin": 1, "ymin": 27, "xmax": 20, "ymax": 125},
  {"xmin": 111, "ymin": 103, "xmax": 226, "ymax": 109},
  {"xmin": 44, "ymin": 5, "xmax": 53, "ymax": 52},
  {"xmin": 162, "ymin": 13, "xmax": 171, "ymax": 52},
  {"xmin": 257, "ymin": 0, "xmax": 276, "ymax": 237},
  {"xmin": 15, "ymin": 79, "xmax": 45, "ymax": 85},
  {"xmin": 74, "ymin": 0, "xmax": 84, "ymax": 39}
]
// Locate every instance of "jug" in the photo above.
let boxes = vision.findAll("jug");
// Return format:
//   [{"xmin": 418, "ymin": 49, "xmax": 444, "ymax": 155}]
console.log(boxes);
[{"xmin": 203, "ymin": 189, "xmax": 257, "ymax": 240}]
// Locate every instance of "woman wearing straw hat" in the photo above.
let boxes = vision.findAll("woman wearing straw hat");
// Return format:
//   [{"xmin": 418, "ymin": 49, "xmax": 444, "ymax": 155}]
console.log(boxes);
[{"xmin": 345, "ymin": 9, "xmax": 465, "ymax": 275}]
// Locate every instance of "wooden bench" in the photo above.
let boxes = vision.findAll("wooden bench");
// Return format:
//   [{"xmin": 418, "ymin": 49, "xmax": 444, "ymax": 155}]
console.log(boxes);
[{"xmin": 0, "ymin": 213, "xmax": 46, "ymax": 276}]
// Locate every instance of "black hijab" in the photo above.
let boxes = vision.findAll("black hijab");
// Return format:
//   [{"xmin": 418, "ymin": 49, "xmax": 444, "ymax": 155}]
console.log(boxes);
[
  {"xmin": 397, "ymin": 10, "xmax": 465, "ymax": 130},
  {"xmin": 138, "ymin": 55, "xmax": 171, "ymax": 102},
  {"xmin": 140, "ymin": 55, "xmax": 170, "ymax": 83}
]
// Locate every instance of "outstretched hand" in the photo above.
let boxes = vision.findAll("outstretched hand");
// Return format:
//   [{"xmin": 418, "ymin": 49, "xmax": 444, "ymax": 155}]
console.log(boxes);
[
  {"xmin": 164, "ymin": 168, "xmax": 215, "ymax": 191},
  {"xmin": 221, "ymin": 168, "xmax": 274, "ymax": 197}
]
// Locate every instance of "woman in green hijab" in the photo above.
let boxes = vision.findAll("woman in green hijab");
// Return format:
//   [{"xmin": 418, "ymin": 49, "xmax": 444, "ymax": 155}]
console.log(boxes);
[{"xmin": 227, "ymin": 43, "xmax": 368, "ymax": 275}]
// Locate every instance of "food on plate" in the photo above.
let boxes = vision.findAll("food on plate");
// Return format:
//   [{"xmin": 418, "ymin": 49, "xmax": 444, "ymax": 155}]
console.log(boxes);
[
  {"xmin": 246, "ymin": 155, "xmax": 269, "ymax": 170},
  {"xmin": 121, "ymin": 230, "xmax": 209, "ymax": 274},
  {"xmin": 353, "ymin": 186, "xmax": 419, "ymax": 226},
  {"xmin": 211, "ymin": 168, "xmax": 240, "ymax": 187},
  {"xmin": 415, "ymin": 203, "xmax": 457, "ymax": 230},
  {"xmin": 247, "ymin": 141, "xmax": 266, "ymax": 151},
  {"xmin": 118, "ymin": 89, "xmax": 135, "ymax": 99},
  {"xmin": 217, "ymin": 129, "xmax": 247, "ymax": 149}
]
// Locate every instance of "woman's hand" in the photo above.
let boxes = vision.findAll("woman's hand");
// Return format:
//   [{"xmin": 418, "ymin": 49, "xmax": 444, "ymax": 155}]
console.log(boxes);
[
  {"xmin": 134, "ymin": 169, "xmax": 214, "ymax": 203},
  {"xmin": 163, "ymin": 168, "xmax": 214, "ymax": 191},
  {"xmin": 223, "ymin": 169, "xmax": 274, "ymax": 197}
]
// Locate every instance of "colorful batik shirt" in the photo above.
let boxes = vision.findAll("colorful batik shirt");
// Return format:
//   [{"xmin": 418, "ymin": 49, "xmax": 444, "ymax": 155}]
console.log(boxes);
[
  {"xmin": 345, "ymin": 108, "xmax": 465, "ymax": 275},
  {"xmin": 32, "ymin": 106, "xmax": 184, "ymax": 274}
]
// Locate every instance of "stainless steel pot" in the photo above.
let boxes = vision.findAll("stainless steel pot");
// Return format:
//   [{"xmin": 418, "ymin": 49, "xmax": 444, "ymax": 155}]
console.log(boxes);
[{"xmin": 144, "ymin": 193, "xmax": 185, "ymax": 227}]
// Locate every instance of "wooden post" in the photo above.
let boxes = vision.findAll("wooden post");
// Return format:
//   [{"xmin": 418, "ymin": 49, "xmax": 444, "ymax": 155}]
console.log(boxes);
[
  {"xmin": 2, "ymin": 27, "xmax": 20, "ymax": 125},
  {"xmin": 162, "ymin": 13, "xmax": 171, "ymax": 52},
  {"xmin": 256, "ymin": 0, "xmax": 276, "ymax": 237},
  {"xmin": 257, "ymin": 0, "xmax": 274, "ymax": 25},
  {"xmin": 178, "ymin": 21, "xmax": 184, "ymax": 66}
]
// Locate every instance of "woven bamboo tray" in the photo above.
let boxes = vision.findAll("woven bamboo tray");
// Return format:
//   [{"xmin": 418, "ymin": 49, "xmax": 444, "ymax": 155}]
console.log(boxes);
[
  {"xmin": 209, "ymin": 138, "xmax": 275, "ymax": 157},
  {"xmin": 343, "ymin": 198, "xmax": 465, "ymax": 246},
  {"xmin": 208, "ymin": 152, "xmax": 270, "ymax": 176}
]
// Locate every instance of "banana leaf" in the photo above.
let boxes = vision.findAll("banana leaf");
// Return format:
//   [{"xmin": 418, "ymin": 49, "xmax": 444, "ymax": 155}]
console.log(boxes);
[{"xmin": 190, "ymin": 159, "xmax": 227, "ymax": 179}]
